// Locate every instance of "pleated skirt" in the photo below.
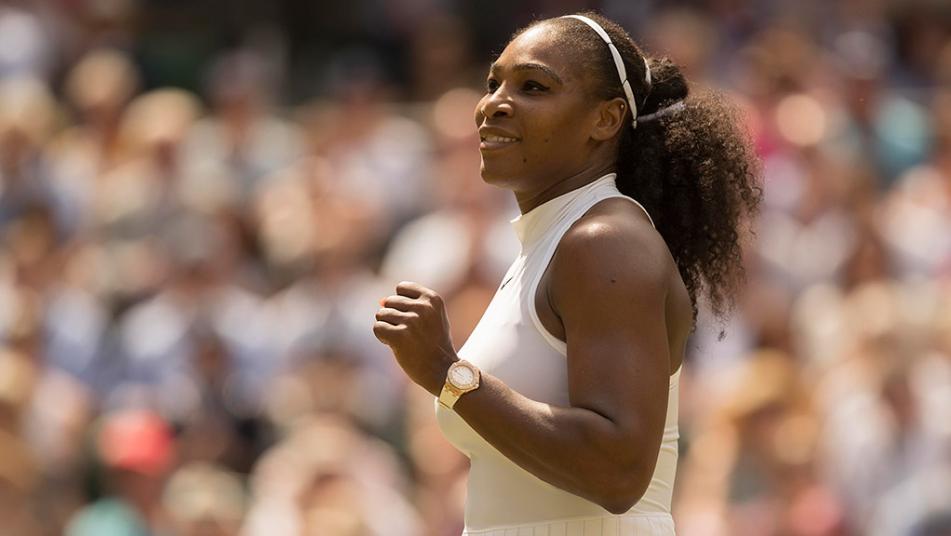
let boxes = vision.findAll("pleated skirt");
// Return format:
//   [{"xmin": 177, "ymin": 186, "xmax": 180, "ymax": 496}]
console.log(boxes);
[{"xmin": 461, "ymin": 513, "xmax": 675, "ymax": 536}]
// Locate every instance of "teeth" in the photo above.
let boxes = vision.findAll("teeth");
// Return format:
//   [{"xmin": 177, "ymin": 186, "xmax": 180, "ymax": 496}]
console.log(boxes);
[{"xmin": 484, "ymin": 135, "xmax": 517, "ymax": 143}]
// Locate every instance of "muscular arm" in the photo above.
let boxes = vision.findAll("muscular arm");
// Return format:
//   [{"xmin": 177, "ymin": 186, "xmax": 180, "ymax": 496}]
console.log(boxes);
[{"xmin": 447, "ymin": 210, "xmax": 674, "ymax": 514}]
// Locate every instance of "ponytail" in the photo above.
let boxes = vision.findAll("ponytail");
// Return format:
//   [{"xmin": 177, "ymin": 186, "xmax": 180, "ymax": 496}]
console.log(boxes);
[
  {"xmin": 617, "ymin": 61, "xmax": 762, "ymax": 324},
  {"xmin": 524, "ymin": 13, "xmax": 763, "ymax": 325}
]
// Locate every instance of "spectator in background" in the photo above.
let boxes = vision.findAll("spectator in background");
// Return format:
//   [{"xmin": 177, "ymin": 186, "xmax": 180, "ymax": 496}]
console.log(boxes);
[
  {"xmin": 879, "ymin": 85, "xmax": 951, "ymax": 278},
  {"xmin": 110, "ymin": 211, "xmax": 266, "ymax": 415},
  {"xmin": 67, "ymin": 409, "xmax": 175, "ymax": 536},
  {"xmin": 183, "ymin": 49, "xmax": 304, "ymax": 207},
  {"xmin": 828, "ymin": 29, "xmax": 931, "ymax": 187},
  {"xmin": 301, "ymin": 49, "xmax": 435, "ymax": 234},
  {"xmin": 409, "ymin": 13, "xmax": 479, "ymax": 101},
  {"xmin": 50, "ymin": 48, "xmax": 141, "ymax": 236},
  {"xmin": 676, "ymin": 350, "xmax": 843, "ymax": 536},
  {"xmin": 0, "ymin": 349, "xmax": 42, "ymax": 536},
  {"xmin": 162, "ymin": 462, "xmax": 246, "ymax": 536},
  {"xmin": 0, "ymin": 0, "xmax": 55, "ymax": 80},
  {"xmin": 242, "ymin": 415, "xmax": 423, "ymax": 536},
  {"xmin": 93, "ymin": 88, "xmax": 201, "ymax": 242},
  {"xmin": 0, "ymin": 77, "xmax": 72, "ymax": 237}
]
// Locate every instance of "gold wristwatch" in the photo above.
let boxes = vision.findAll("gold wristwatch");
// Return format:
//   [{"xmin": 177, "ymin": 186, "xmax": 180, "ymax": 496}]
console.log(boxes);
[{"xmin": 438, "ymin": 360, "xmax": 481, "ymax": 409}]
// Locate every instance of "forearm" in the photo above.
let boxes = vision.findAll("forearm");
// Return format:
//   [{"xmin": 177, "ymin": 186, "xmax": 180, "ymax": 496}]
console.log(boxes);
[{"xmin": 446, "ymin": 370, "xmax": 644, "ymax": 512}]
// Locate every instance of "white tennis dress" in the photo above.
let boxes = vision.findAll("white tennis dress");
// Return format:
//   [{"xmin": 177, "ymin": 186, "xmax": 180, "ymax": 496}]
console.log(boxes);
[{"xmin": 435, "ymin": 173, "xmax": 679, "ymax": 535}]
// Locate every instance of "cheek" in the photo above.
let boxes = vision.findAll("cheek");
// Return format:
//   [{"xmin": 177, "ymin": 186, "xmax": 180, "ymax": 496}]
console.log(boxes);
[
  {"xmin": 474, "ymin": 96, "xmax": 488, "ymax": 125},
  {"xmin": 524, "ymin": 107, "xmax": 588, "ymax": 157}
]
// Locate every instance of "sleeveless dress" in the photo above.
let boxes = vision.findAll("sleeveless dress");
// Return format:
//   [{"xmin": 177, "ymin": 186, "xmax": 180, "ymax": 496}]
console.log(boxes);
[{"xmin": 435, "ymin": 173, "xmax": 680, "ymax": 535}]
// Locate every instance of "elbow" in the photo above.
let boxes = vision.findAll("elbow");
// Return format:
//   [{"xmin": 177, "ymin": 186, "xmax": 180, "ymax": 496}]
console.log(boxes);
[
  {"xmin": 596, "ymin": 460, "xmax": 654, "ymax": 515},
  {"xmin": 600, "ymin": 487, "xmax": 645, "ymax": 515},
  {"xmin": 603, "ymin": 500, "xmax": 637, "ymax": 516},
  {"xmin": 584, "ymin": 426, "xmax": 660, "ymax": 514}
]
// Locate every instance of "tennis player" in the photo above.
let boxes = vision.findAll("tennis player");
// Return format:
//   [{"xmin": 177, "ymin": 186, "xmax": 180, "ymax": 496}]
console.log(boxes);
[{"xmin": 374, "ymin": 11, "xmax": 760, "ymax": 535}]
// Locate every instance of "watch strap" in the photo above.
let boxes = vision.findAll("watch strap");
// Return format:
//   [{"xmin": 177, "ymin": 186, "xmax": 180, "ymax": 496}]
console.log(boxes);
[{"xmin": 438, "ymin": 384, "xmax": 462, "ymax": 409}]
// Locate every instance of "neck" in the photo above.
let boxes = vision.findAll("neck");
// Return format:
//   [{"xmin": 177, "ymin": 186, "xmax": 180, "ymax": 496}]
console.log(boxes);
[{"xmin": 514, "ymin": 162, "xmax": 617, "ymax": 214}]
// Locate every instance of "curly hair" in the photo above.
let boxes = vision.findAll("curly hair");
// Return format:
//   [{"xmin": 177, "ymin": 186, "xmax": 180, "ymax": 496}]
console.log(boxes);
[{"xmin": 516, "ymin": 12, "xmax": 763, "ymax": 326}]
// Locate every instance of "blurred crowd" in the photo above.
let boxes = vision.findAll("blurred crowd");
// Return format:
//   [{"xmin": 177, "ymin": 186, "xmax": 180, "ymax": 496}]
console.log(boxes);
[{"xmin": 0, "ymin": 0, "xmax": 950, "ymax": 535}]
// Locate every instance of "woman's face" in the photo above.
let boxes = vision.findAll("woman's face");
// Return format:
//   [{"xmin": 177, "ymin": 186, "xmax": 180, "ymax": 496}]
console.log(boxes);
[{"xmin": 474, "ymin": 23, "xmax": 607, "ymax": 192}]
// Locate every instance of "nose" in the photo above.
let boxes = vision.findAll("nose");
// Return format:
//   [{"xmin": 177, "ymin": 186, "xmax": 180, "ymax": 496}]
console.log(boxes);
[{"xmin": 476, "ymin": 87, "xmax": 514, "ymax": 123}]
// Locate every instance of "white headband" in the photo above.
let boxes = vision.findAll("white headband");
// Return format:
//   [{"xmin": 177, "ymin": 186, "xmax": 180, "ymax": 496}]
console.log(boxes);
[
  {"xmin": 562, "ymin": 14, "xmax": 650, "ymax": 129},
  {"xmin": 638, "ymin": 100, "xmax": 686, "ymax": 123}
]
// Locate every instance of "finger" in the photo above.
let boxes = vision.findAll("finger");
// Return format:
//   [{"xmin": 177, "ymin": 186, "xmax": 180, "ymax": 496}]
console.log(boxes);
[
  {"xmin": 381, "ymin": 295, "xmax": 425, "ymax": 312},
  {"xmin": 375, "ymin": 307, "xmax": 417, "ymax": 324},
  {"xmin": 397, "ymin": 281, "xmax": 444, "ymax": 307},
  {"xmin": 372, "ymin": 320, "xmax": 405, "ymax": 344},
  {"xmin": 395, "ymin": 281, "xmax": 428, "ymax": 299}
]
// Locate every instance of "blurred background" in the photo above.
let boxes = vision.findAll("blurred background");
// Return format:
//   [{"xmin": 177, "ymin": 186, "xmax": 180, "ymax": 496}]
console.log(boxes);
[{"xmin": 0, "ymin": 0, "xmax": 950, "ymax": 534}]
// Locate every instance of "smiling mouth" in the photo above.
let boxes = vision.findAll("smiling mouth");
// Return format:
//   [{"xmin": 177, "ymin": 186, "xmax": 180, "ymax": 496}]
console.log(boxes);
[{"xmin": 479, "ymin": 134, "xmax": 520, "ymax": 150}]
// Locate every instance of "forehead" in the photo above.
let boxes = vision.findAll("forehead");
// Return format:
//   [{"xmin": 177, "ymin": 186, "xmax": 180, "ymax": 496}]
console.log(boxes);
[{"xmin": 493, "ymin": 23, "xmax": 583, "ymax": 82}]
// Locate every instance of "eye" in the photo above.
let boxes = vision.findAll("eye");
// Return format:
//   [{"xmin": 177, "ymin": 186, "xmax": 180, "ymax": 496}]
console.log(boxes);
[
  {"xmin": 522, "ymin": 80, "xmax": 549, "ymax": 92},
  {"xmin": 485, "ymin": 78, "xmax": 500, "ymax": 93}
]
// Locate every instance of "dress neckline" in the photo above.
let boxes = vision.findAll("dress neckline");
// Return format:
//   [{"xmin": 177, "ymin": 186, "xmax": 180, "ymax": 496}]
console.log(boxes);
[{"xmin": 509, "ymin": 173, "xmax": 617, "ymax": 248}]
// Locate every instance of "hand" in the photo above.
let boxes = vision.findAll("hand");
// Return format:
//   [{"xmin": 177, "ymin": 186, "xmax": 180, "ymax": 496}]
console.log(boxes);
[{"xmin": 373, "ymin": 281, "xmax": 458, "ymax": 397}]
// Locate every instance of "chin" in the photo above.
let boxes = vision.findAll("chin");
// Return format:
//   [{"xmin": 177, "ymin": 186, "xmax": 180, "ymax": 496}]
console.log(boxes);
[{"xmin": 479, "ymin": 160, "xmax": 518, "ymax": 189}]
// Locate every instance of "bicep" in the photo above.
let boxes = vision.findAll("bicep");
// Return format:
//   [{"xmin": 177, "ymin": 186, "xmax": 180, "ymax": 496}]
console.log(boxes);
[{"xmin": 551, "ymin": 221, "xmax": 672, "ymax": 444}]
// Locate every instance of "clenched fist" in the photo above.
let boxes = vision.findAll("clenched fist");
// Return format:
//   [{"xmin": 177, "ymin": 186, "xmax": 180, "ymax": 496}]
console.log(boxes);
[{"xmin": 374, "ymin": 281, "xmax": 459, "ymax": 397}]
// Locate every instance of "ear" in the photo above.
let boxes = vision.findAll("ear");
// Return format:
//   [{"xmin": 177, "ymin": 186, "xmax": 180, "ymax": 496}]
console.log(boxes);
[{"xmin": 590, "ymin": 96, "xmax": 628, "ymax": 142}]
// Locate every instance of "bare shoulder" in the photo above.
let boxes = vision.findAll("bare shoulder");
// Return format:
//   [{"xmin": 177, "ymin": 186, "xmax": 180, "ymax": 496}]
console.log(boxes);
[
  {"xmin": 549, "ymin": 196, "xmax": 690, "ymax": 374},
  {"xmin": 554, "ymin": 196, "xmax": 674, "ymax": 284}
]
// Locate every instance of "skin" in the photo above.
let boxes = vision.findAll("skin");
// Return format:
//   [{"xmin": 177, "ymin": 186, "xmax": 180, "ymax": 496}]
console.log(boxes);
[{"xmin": 373, "ymin": 21, "xmax": 692, "ymax": 514}]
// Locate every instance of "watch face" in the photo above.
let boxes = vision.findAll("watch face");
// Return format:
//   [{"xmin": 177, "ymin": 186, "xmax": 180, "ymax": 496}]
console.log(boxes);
[{"xmin": 449, "ymin": 363, "xmax": 476, "ymax": 388}]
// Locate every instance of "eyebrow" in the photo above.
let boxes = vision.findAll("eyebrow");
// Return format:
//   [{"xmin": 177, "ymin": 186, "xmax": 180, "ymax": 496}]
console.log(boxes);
[{"xmin": 488, "ymin": 61, "xmax": 563, "ymax": 84}]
